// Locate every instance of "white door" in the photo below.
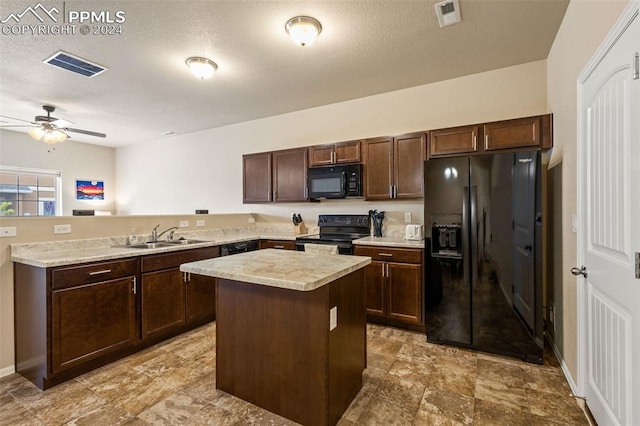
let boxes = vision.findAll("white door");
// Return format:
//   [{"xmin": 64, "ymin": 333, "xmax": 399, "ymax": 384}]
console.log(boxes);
[
  {"xmin": 512, "ymin": 152, "xmax": 537, "ymax": 330},
  {"xmin": 578, "ymin": 2, "xmax": 640, "ymax": 425}
]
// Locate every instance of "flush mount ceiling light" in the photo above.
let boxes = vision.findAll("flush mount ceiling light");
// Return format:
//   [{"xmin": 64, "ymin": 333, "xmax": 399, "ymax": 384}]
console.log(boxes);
[
  {"xmin": 285, "ymin": 16, "xmax": 322, "ymax": 47},
  {"xmin": 185, "ymin": 57, "xmax": 218, "ymax": 80}
]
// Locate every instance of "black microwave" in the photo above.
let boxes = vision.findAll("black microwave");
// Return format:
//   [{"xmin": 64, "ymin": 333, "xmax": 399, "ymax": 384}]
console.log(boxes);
[{"xmin": 308, "ymin": 164, "xmax": 362, "ymax": 199}]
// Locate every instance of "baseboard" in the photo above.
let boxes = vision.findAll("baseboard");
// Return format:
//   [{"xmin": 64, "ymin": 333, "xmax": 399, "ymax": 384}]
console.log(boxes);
[
  {"xmin": 0, "ymin": 364, "xmax": 15, "ymax": 378},
  {"xmin": 547, "ymin": 334, "xmax": 581, "ymax": 397}
]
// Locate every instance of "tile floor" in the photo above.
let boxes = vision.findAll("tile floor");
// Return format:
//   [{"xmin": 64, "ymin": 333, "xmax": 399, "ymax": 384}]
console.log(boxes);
[{"xmin": 0, "ymin": 322, "xmax": 588, "ymax": 425}]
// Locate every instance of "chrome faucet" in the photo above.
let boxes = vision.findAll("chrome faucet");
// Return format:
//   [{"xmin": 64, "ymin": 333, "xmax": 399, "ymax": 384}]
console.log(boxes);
[{"xmin": 151, "ymin": 225, "xmax": 179, "ymax": 242}]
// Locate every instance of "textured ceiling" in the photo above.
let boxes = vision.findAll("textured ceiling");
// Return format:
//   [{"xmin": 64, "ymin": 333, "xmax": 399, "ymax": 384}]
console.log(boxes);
[{"xmin": 0, "ymin": 0, "xmax": 569, "ymax": 147}]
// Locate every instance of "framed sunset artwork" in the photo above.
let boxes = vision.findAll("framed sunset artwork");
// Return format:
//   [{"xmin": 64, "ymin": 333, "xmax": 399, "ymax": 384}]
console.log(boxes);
[{"xmin": 76, "ymin": 180, "xmax": 104, "ymax": 200}]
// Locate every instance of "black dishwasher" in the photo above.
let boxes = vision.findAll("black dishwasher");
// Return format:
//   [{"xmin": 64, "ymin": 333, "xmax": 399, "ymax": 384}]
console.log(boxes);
[{"xmin": 220, "ymin": 240, "xmax": 258, "ymax": 256}]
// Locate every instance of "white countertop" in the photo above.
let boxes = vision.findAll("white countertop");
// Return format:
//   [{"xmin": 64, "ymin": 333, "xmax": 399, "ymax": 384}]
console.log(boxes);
[{"xmin": 180, "ymin": 248, "xmax": 371, "ymax": 291}]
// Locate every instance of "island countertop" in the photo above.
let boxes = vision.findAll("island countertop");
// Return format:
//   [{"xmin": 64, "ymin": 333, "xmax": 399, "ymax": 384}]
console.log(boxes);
[{"xmin": 180, "ymin": 248, "xmax": 371, "ymax": 292}]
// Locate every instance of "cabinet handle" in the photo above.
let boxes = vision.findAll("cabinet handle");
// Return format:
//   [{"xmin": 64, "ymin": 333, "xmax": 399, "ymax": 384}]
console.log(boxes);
[
  {"xmin": 274, "ymin": 245, "xmax": 285, "ymax": 249},
  {"xmin": 389, "ymin": 185, "xmax": 393, "ymax": 198},
  {"xmin": 183, "ymin": 272, "xmax": 187, "ymax": 282},
  {"xmin": 473, "ymin": 135, "xmax": 477, "ymax": 151},
  {"xmin": 378, "ymin": 253, "xmax": 393, "ymax": 257},
  {"xmin": 484, "ymin": 134, "xmax": 489, "ymax": 150},
  {"xmin": 381, "ymin": 263, "xmax": 385, "ymax": 277},
  {"xmin": 386, "ymin": 263, "xmax": 389, "ymax": 277},
  {"xmin": 132, "ymin": 277, "xmax": 137, "ymax": 295},
  {"xmin": 89, "ymin": 269, "xmax": 111, "ymax": 276},
  {"xmin": 394, "ymin": 185, "xmax": 397, "ymax": 198}
]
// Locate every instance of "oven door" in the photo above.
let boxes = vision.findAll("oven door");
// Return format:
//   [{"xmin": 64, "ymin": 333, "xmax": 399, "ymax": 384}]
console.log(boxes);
[
  {"xmin": 295, "ymin": 238, "xmax": 353, "ymax": 255},
  {"xmin": 307, "ymin": 166, "xmax": 346, "ymax": 199}
]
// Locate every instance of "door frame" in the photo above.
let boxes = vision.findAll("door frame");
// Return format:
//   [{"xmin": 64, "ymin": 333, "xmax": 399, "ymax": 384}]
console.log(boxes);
[{"xmin": 576, "ymin": 0, "xmax": 639, "ymax": 400}]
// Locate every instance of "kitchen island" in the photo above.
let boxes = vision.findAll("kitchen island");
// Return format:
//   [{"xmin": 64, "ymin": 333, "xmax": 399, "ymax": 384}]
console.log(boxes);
[{"xmin": 180, "ymin": 249, "xmax": 371, "ymax": 426}]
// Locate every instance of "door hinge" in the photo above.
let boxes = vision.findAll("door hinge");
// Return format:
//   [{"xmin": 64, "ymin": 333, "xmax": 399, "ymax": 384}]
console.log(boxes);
[
  {"xmin": 633, "ymin": 52, "xmax": 639, "ymax": 80},
  {"xmin": 635, "ymin": 252, "xmax": 640, "ymax": 279}
]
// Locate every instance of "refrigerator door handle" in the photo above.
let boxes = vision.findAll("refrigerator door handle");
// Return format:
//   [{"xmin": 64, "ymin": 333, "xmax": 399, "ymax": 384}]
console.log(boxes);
[
  {"xmin": 462, "ymin": 186, "xmax": 471, "ymax": 291},
  {"xmin": 470, "ymin": 186, "xmax": 478, "ymax": 290}
]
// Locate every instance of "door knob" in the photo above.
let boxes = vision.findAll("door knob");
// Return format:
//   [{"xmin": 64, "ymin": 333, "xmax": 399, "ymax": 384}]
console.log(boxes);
[{"xmin": 571, "ymin": 266, "xmax": 588, "ymax": 278}]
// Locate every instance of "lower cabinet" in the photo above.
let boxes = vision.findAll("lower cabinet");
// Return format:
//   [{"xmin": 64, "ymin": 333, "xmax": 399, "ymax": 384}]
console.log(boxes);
[
  {"xmin": 14, "ymin": 245, "xmax": 219, "ymax": 390},
  {"xmin": 354, "ymin": 245, "xmax": 424, "ymax": 331},
  {"xmin": 141, "ymin": 246, "xmax": 219, "ymax": 342}
]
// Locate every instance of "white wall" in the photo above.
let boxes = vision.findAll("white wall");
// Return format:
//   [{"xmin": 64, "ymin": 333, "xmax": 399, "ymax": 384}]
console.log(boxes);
[
  {"xmin": 116, "ymin": 59, "xmax": 548, "ymax": 227},
  {"xmin": 546, "ymin": 0, "xmax": 628, "ymax": 385},
  {"xmin": 0, "ymin": 130, "xmax": 117, "ymax": 215}
]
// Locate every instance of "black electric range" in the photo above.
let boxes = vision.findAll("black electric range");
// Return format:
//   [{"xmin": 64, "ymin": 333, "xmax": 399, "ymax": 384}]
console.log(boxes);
[{"xmin": 295, "ymin": 214, "xmax": 370, "ymax": 255}]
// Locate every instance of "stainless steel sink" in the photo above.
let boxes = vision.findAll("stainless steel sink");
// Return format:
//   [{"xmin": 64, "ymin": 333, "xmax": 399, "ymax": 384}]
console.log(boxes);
[
  {"xmin": 117, "ymin": 242, "xmax": 175, "ymax": 249},
  {"xmin": 164, "ymin": 239, "xmax": 212, "ymax": 245}
]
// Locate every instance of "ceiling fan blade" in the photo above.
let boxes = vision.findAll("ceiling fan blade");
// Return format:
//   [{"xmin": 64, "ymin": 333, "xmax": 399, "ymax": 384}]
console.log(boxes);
[
  {"xmin": 63, "ymin": 127, "xmax": 106, "ymax": 138},
  {"xmin": 51, "ymin": 118, "xmax": 74, "ymax": 127},
  {"xmin": 0, "ymin": 124, "xmax": 38, "ymax": 128},
  {"xmin": 0, "ymin": 114, "xmax": 34, "ymax": 124}
]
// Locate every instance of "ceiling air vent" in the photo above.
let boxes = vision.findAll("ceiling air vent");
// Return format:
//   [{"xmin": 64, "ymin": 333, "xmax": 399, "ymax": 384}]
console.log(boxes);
[
  {"xmin": 435, "ymin": 0, "xmax": 461, "ymax": 27},
  {"xmin": 43, "ymin": 51, "xmax": 108, "ymax": 78}
]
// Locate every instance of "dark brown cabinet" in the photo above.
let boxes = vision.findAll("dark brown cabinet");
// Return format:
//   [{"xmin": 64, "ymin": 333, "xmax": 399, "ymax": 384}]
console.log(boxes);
[
  {"xmin": 243, "ymin": 152, "xmax": 272, "ymax": 203},
  {"xmin": 14, "ymin": 246, "xmax": 220, "ymax": 390},
  {"xmin": 259, "ymin": 239, "xmax": 296, "ymax": 250},
  {"xmin": 429, "ymin": 125, "xmax": 481, "ymax": 158},
  {"xmin": 51, "ymin": 261, "xmax": 137, "ymax": 374},
  {"xmin": 141, "ymin": 246, "xmax": 219, "ymax": 342},
  {"xmin": 362, "ymin": 133, "xmax": 426, "ymax": 200},
  {"xmin": 354, "ymin": 246, "xmax": 423, "ymax": 331},
  {"xmin": 428, "ymin": 114, "xmax": 553, "ymax": 158},
  {"xmin": 308, "ymin": 140, "xmax": 361, "ymax": 167},
  {"xmin": 243, "ymin": 148, "xmax": 308, "ymax": 203}
]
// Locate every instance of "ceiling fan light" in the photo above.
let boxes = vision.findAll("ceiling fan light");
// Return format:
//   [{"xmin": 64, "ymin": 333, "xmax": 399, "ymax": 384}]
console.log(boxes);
[
  {"xmin": 285, "ymin": 16, "xmax": 322, "ymax": 47},
  {"xmin": 41, "ymin": 129, "xmax": 68, "ymax": 144},
  {"xmin": 185, "ymin": 57, "xmax": 218, "ymax": 80},
  {"xmin": 28, "ymin": 127, "xmax": 45, "ymax": 140}
]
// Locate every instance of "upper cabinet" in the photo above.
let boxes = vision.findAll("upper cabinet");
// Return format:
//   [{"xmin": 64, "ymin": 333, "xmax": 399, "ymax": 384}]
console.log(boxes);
[
  {"xmin": 308, "ymin": 140, "xmax": 361, "ymax": 167},
  {"xmin": 428, "ymin": 114, "xmax": 553, "ymax": 158},
  {"xmin": 430, "ymin": 125, "xmax": 481, "ymax": 157},
  {"xmin": 363, "ymin": 133, "xmax": 426, "ymax": 200},
  {"xmin": 243, "ymin": 148, "xmax": 308, "ymax": 204}
]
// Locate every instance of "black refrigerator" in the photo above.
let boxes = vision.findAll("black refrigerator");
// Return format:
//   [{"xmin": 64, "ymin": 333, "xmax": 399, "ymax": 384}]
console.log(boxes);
[{"xmin": 424, "ymin": 151, "xmax": 544, "ymax": 363}]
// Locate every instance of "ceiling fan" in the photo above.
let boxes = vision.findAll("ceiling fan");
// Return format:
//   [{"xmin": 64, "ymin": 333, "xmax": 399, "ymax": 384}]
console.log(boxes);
[{"xmin": 0, "ymin": 105, "xmax": 106, "ymax": 144}]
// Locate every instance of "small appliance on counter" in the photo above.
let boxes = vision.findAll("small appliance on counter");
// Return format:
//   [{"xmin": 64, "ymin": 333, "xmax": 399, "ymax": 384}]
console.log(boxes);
[
  {"xmin": 405, "ymin": 224, "xmax": 423, "ymax": 240},
  {"xmin": 292, "ymin": 213, "xmax": 307, "ymax": 235}
]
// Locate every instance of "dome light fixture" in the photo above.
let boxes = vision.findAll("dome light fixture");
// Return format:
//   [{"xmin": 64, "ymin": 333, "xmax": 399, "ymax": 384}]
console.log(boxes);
[
  {"xmin": 185, "ymin": 56, "xmax": 218, "ymax": 80},
  {"xmin": 285, "ymin": 16, "xmax": 322, "ymax": 47},
  {"xmin": 28, "ymin": 123, "xmax": 68, "ymax": 144}
]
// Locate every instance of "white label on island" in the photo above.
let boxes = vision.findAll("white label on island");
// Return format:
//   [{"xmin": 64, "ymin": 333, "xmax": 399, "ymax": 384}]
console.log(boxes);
[{"xmin": 330, "ymin": 306, "xmax": 337, "ymax": 331}]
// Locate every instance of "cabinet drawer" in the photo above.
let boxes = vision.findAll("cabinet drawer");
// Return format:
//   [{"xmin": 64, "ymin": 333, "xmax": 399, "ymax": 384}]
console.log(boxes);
[
  {"xmin": 141, "ymin": 246, "xmax": 220, "ymax": 273},
  {"xmin": 259, "ymin": 240, "xmax": 295, "ymax": 250},
  {"xmin": 354, "ymin": 246, "xmax": 422, "ymax": 264},
  {"xmin": 52, "ymin": 259, "xmax": 138, "ymax": 290}
]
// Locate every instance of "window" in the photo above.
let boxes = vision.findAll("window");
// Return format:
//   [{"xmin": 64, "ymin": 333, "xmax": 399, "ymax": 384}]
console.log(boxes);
[{"xmin": 0, "ymin": 166, "xmax": 61, "ymax": 216}]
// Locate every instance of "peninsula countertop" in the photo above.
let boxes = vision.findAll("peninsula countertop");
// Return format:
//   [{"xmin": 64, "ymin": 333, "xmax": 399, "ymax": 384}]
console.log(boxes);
[{"xmin": 180, "ymin": 248, "xmax": 371, "ymax": 291}]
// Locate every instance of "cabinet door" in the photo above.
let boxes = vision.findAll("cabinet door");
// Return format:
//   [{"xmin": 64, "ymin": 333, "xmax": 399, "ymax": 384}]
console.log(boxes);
[
  {"xmin": 186, "ymin": 274, "xmax": 216, "ymax": 326},
  {"xmin": 141, "ymin": 268, "xmax": 185, "ymax": 341},
  {"xmin": 334, "ymin": 140, "xmax": 361, "ymax": 164},
  {"xmin": 243, "ymin": 152, "xmax": 272, "ymax": 203},
  {"xmin": 363, "ymin": 137, "xmax": 393, "ymax": 200},
  {"xmin": 394, "ymin": 134, "xmax": 426, "ymax": 199},
  {"xmin": 363, "ymin": 261, "xmax": 385, "ymax": 317},
  {"xmin": 273, "ymin": 148, "xmax": 308, "ymax": 202},
  {"xmin": 308, "ymin": 145, "xmax": 334, "ymax": 167},
  {"xmin": 429, "ymin": 125, "xmax": 480, "ymax": 157},
  {"xmin": 52, "ymin": 277, "xmax": 136, "ymax": 373},
  {"xmin": 387, "ymin": 262, "xmax": 422, "ymax": 324},
  {"xmin": 483, "ymin": 116, "xmax": 541, "ymax": 151}
]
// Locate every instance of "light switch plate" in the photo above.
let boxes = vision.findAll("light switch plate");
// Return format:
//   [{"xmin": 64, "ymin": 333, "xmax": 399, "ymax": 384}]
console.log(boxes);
[
  {"xmin": 196, "ymin": 220, "xmax": 205, "ymax": 227},
  {"xmin": 179, "ymin": 220, "xmax": 189, "ymax": 228},
  {"xmin": 0, "ymin": 227, "xmax": 17, "ymax": 237},
  {"xmin": 404, "ymin": 212, "xmax": 412, "ymax": 223},
  {"xmin": 54, "ymin": 224, "xmax": 71, "ymax": 234},
  {"xmin": 329, "ymin": 306, "xmax": 337, "ymax": 331},
  {"xmin": 248, "ymin": 217, "xmax": 255, "ymax": 224}
]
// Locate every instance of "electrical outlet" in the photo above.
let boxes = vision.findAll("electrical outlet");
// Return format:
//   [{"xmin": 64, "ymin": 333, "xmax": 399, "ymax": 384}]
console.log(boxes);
[
  {"xmin": 0, "ymin": 227, "xmax": 17, "ymax": 237},
  {"xmin": 404, "ymin": 212, "xmax": 412, "ymax": 223},
  {"xmin": 196, "ymin": 220, "xmax": 205, "ymax": 227},
  {"xmin": 54, "ymin": 224, "xmax": 71, "ymax": 234},
  {"xmin": 248, "ymin": 217, "xmax": 255, "ymax": 224},
  {"xmin": 179, "ymin": 220, "xmax": 189, "ymax": 228}
]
